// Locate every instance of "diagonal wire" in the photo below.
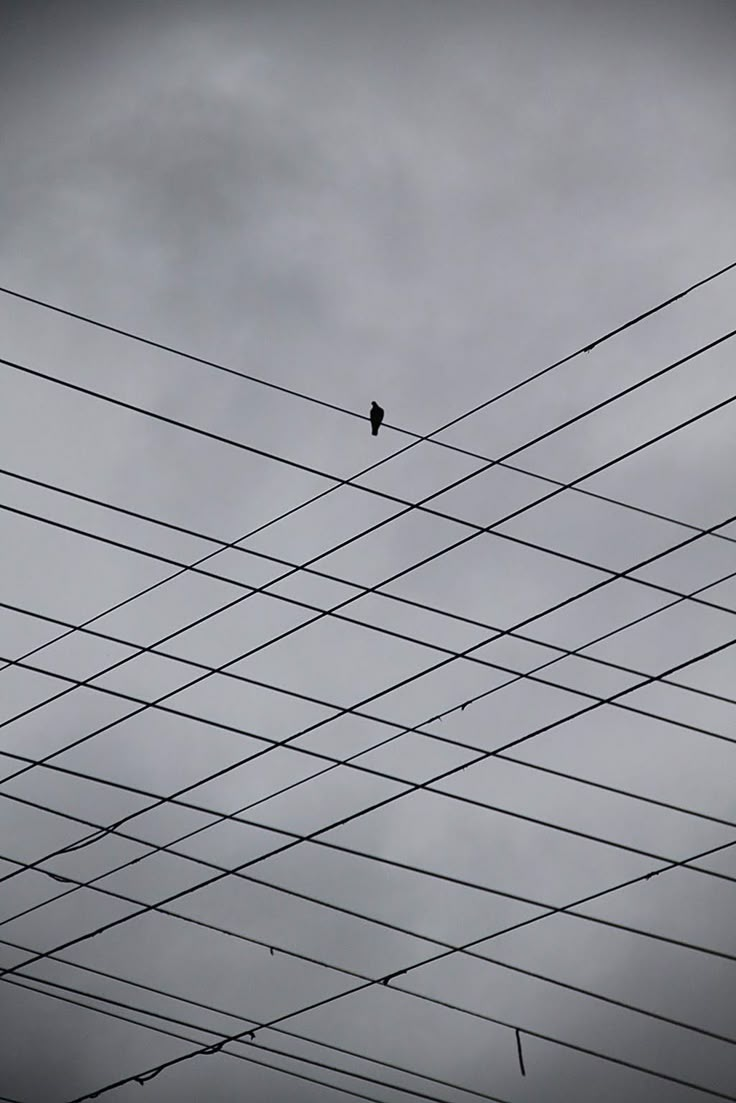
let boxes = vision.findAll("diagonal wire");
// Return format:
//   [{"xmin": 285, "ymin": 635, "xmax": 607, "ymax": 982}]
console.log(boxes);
[
  {"xmin": 3, "ymin": 624, "xmax": 736, "ymax": 975},
  {"xmin": 1, "ymin": 256, "xmax": 734, "ymax": 472},
  {"xmin": 0, "ymin": 937, "xmax": 508, "ymax": 1103},
  {"xmin": 2, "ymin": 778, "xmax": 736, "ymax": 1050},
  {"xmin": 6, "ymin": 973, "xmax": 500, "ymax": 1103},
  {"xmin": 54, "ymin": 833, "xmax": 736, "ymax": 1103},
  {"xmin": 3, "ymin": 325, "xmax": 736, "ymax": 579},
  {"xmin": 1, "ymin": 382, "xmax": 734, "ymax": 839},
  {"xmin": 4, "ymin": 465, "xmax": 736, "ymax": 723}
]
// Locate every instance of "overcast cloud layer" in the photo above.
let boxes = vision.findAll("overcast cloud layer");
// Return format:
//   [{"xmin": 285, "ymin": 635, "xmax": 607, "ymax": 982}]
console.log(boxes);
[{"xmin": 1, "ymin": 3, "xmax": 736, "ymax": 1101}]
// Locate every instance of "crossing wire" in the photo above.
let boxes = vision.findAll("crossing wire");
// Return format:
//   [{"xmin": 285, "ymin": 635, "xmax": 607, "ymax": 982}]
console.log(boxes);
[
  {"xmin": 3, "ymin": 623, "xmax": 736, "ymax": 904},
  {"xmin": 54, "ymin": 832, "xmax": 736, "ymax": 1103},
  {"xmin": 1, "ymin": 334, "xmax": 733, "ymax": 860},
  {"xmin": 5, "ymin": 974, "xmax": 499, "ymax": 1103},
  {"xmin": 0, "ymin": 549, "xmax": 732, "ymax": 1076},
  {"xmin": 1, "ymin": 378, "xmax": 734, "ymax": 839},
  {"xmin": 1, "ymin": 570, "xmax": 735, "ymax": 844},
  {"xmin": 3, "ymin": 825, "xmax": 735, "ymax": 1103},
  {"xmin": 1, "ymin": 256, "xmax": 734, "ymax": 480},
  {"xmin": 1, "ymin": 407, "xmax": 734, "ymax": 915},
  {"xmin": 0, "ymin": 936, "xmax": 508, "ymax": 1103},
  {"xmin": 4, "ymin": 471, "xmax": 736, "ymax": 718},
  {"xmin": 3, "ymin": 324, "xmax": 735, "ymax": 575},
  {"xmin": 1, "ymin": 504, "xmax": 735, "ymax": 944},
  {"xmin": 3, "ymin": 776, "xmax": 736, "ymax": 1052},
  {"xmin": 3, "ymin": 464, "xmax": 736, "ymax": 723},
  {"xmin": 1, "ymin": 282, "xmax": 732, "ymax": 1094},
  {"xmin": 2, "ymin": 485, "xmax": 735, "ymax": 939},
  {"xmin": 3, "ymin": 624, "xmax": 736, "ymax": 979}
]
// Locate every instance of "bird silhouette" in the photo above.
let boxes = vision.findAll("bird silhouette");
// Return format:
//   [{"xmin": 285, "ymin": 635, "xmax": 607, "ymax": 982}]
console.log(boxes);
[{"xmin": 370, "ymin": 401, "xmax": 385, "ymax": 436}]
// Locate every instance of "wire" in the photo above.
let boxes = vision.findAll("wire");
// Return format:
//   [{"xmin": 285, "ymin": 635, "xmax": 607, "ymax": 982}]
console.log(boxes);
[
  {"xmin": 4, "ymin": 981, "xmax": 398, "ymax": 1103},
  {"xmin": 5, "ymin": 633, "xmax": 736, "ymax": 900},
  {"xmin": 3, "ymin": 546, "xmax": 736, "ymax": 809},
  {"xmin": 4, "ymin": 463, "xmax": 736, "ymax": 721},
  {"xmin": 2, "ymin": 382, "xmax": 735, "ymax": 853},
  {"xmin": 3, "ymin": 492, "xmax": 736, "ymax": 934},
  {"xmin": 52, "ymin": 829, "xmax": 736, "ymax": 1103},
  {"xmin": 3, "ymin": 490, "xmax": 736, "ymax": 940},
  {"xmin": 4, "ymin": 833, "xmax": 734, "ymax": 1101},
  {"xmin": 2, "ymin": 579, "xmax": 734, "ymax": 836},
  {"xmin": 1, "ymin": 256, "xmax": 734, "ymax": 475},
  {"xmin": 0, "ymin": 938, "xmax": 506, "ymax": 1103},
  {"xmin": 1, "ymin": 586, "xmax": 732, "ymax": 1085},
  {"xmin": 3, "ymin": 324, "xmax": 736, "ymax": 569},
  {"xmin": 3, "ymin": 779, "xmax": 735, "ymax": 1054},
  {"xmin": 3, "ymin": 642, "xmax": 736, "ymax": 975},
  {"xmin": 2, "ymin": 286, "xmax": 732, "ymax": 1094},
  {"xmin": 7, "ymin": 969, "xmax": 516, "ymax": 1103},
  {"xmin": 4, "ymin": 477, "xmax": 736, "ymax": 718},
  {"xmin": 2, "ymin": 333, "xmax": 734, "ymax": 879}
]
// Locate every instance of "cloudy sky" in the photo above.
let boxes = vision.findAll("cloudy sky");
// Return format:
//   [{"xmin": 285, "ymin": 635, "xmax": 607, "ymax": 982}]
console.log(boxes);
[{"xmin": 1, "ymin": 2, "xmax": 736, "ymax": 1100}]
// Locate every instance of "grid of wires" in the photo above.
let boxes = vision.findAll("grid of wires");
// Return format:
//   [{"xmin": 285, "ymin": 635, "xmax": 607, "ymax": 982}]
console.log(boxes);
[{"xmin": 1, "ymin": 262, "xmax": 735, "ymax": 1103}]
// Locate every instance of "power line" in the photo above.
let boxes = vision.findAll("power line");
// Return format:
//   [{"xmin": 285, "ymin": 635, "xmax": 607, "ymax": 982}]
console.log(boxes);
[
  {"xmin": 1, "ymin": 256, "xmax": 734, "ymax": 476},
  {"xmin": 3, "ymin": 632, "xmax": 736, "ymax": 977},
  {"xmin": 2, "ymin": 336, "xmax": 733, "ymax": 869},
  {"xmin": 3, "ymin": 494, "xmax": 736, "ymax": 936},
  {"xmin": 3, "ymin": 778, "xmax": 736, "ymax": 1053},
  {"xmin": 3, "ymin": 545, "xmax": 736, "ymax": 810},
  {"xmin": 3, "ymin": 485, "xmax": 736, "ymax": 927},
  {"xmin": 5, "ymin": 984, "xmax": 401, "ymax": 1103},
  {"xmin": 3, "ymin": 325, "xmax": 736, "ymax": 574},
  {"xmin": 4, "ymin": 826, "xmax": 734, "ymax": 1102},
  {"xmin": 0, "ymin": 936, "xmax": 507, "ymax": 1103},
  {"xmin": 2, "ymin": 577, "xmax": 734, "ymax": 836},
  {"xmin": 1, "ymin": 586, "xmax": 732, "ymax": 1085},
  {"xmin": 5, "ymin": 471, "xmax": 736, "ymax": 719},
  {"xmin": 2, "ymin": 384, "xmax": 735, "ymax": 842},
  {"xmin": 52, "ymin": 833, "xmax": 736, "ymax": 1103},
  {"xmin": 8, "ymin": 969, "xmax": 522, "ymax": 1103},
  {"xmin": 4, "ymin": 462, "xmax": 736, "ymax": 719},
  {"xmin": 2, "ymin": 295, "xmax": 732, "ymax": 1094},
  {"xmin": 4, "ymin": 632, "xmax": 736, "ymax": 904}
]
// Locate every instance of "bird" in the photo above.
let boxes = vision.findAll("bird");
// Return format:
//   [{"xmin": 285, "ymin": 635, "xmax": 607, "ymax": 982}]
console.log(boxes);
[{"xmin": 370, "ymin": 400, "xmax": 385, "ymax": 436}]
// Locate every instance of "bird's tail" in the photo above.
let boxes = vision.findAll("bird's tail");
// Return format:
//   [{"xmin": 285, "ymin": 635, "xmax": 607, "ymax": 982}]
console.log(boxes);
[{"xmin": 372, "ymin": 425, "xmax": 379, "ymax": 436}]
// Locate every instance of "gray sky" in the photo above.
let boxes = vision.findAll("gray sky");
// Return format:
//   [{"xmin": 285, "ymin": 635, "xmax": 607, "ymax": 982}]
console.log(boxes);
[{"xmin": 1, "ymin": 2, "xmax": 736, "ymax": 1100}]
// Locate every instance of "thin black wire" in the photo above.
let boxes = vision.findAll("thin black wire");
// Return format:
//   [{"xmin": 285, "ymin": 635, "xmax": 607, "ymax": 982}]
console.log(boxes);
[
  {"xmin": 3, "ymin": 281, "xmax": 732, "ymax": 813},
  {"xmin": 0, "ymin": 938, "xmax": 506, "ymax": 1103},
  {"xmin": 2, "ymin": 288, "xmax": 732, "ymax": 1098},
  {"xmin": 2, "ymin": 383, "xmax": 735, "ymax": 854},
  {"xmin": 53, "ymin": 835, "xmax": 736, "ymax": 1103},
  {"xmin": 7, "ymin": 971, "xmax": 516, "ymax": 1103},
  {"xmin": 3, "ymin": 547, "xmax": 736, "ymax": 823},
  {"xmin": 3, "ymin": 985, "xmax": 400, "ymax": 1103},
  {"xmin": 5, "ymin": 482, "xmax": 736, "ymax": 718},
  {"xmin": 4, "ymin": 629, "xmax": 736, "ymax": 899},
  {"xmin": 3, "ymin": 775, "xmax": 736, "ymax": 1052},
  {"xmin": 2, "ymin": 308, "xmax": 732, "ymax": 1094},
  {"xmin": 3, "ymin": 611, "xmax": 735, "ymax": 1092},
  {"xmin": 4, "ymin": 836, "xmax": 734, "ymax": 1103},
  {"xmin": 1, "ymin": 256, "xmax": 734, "ymax": 472},
  {"xmin": 3, "ymin": 626, "xmax": 736, "ymax": 977},
  {"xmin": 2, "ymin": 577, "xmax": 734, "ymax": 839},
  {"xmin": 4, "ymin": 324, "xmax": 736, "ymax": 579},
  {"xmin": 1, "ymin": 332, "xmax": 733, "ymax": 863},
  {"xmin": 4, "ymin": 463, "xmax": 736, "ymax": 720},
  {"xmin": 3, "ymin": 485, "xmax": 736, "ymax": 924},
  {"xmin": 3, "ymin": 501, "xmax": 736, "ymax": 942}
]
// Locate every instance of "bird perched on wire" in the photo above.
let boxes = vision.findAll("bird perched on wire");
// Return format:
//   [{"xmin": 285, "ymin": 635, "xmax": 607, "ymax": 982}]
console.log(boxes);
[{"xmin": 370, "ymin": 401, "xmax": 385, "ymax": 436}]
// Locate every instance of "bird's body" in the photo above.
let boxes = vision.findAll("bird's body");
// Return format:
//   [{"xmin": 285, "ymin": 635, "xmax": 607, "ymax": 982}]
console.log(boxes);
[{"xmin": 370, "ymin": 401, "xmax": 385, "ymax": 436}]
